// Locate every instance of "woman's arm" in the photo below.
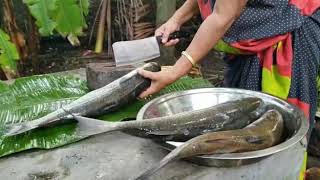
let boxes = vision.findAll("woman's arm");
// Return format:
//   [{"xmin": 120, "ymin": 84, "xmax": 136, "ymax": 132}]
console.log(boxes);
[
  {"xmin": 171, "ymin": 0, "xmax": 199, "ymax": 27},
  {"xmin": 156, "ymin": 0, "xmax": 199, "ymax": 46},
  {"xmin": 139, "ymin": 0, "xmax": 248, "ymax": 98},
  {"xmin": 171, "ymin": 0, "xmax": 248, "ymax": 78}
]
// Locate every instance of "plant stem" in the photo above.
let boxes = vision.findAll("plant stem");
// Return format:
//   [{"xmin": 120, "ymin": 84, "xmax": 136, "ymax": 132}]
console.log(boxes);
[
  {"xmin": 95, "ymin": 0, "xmax": 108, "ymax": 53},
  {"xmin": 27, "ymin": 9, "xmax": 40, "ymax": 74},
  {"xmin": 0, "ymin": 68, "xmax": 7, "ymax": 80},
  {"xmin": 106, "ymin": 0, "xmax": 112, "ymax": 56}
]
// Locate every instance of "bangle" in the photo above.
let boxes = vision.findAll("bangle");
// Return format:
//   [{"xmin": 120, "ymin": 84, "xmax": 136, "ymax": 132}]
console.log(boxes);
[{"xmin": 181, "ymin": 51, "xmax": 196, "ymax": 67}]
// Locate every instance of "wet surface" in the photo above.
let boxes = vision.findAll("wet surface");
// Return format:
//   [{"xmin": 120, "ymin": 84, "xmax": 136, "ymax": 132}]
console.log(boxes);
[{"xmin": 0, "ymin": 131, "xmax": 306, "ymax": 180}]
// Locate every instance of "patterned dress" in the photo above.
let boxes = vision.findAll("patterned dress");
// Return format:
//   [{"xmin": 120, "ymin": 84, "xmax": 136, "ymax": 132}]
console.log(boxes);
[{"xmin": 197, "ymin": 0, "xmax": 320, "ymax": 131}]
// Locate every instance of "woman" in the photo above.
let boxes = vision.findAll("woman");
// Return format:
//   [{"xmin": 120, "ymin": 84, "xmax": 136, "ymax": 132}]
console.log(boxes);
[{"xmin": 139, "ymin": 0, "xmax": 320, "ymax": 133}]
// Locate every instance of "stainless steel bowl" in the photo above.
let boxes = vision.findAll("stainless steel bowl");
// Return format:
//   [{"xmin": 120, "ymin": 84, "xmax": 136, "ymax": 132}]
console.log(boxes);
[{"xmin": 136, "ymin": 88, "xmax": 309, "ymax": 167}]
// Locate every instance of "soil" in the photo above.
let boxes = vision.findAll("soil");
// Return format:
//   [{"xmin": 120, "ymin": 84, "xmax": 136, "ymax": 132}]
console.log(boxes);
[{"xmin": 17, "ymin": 36, "xmax": 113, "ymax": 77}]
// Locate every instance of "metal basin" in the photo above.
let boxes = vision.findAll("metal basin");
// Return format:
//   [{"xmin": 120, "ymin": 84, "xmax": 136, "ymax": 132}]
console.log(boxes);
[{"xmin": 136, "ymin": 88, "xmax": 309, "ymax": 167}]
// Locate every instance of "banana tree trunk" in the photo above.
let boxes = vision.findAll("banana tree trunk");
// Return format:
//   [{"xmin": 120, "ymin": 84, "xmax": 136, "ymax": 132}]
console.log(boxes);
[
  {"xmin": 1, "ymin": 0, "xmax": 26, "ymax": 79},
  {"xmin": 26, "ymin": 6, "xmax": 40, "ymax": 74}
]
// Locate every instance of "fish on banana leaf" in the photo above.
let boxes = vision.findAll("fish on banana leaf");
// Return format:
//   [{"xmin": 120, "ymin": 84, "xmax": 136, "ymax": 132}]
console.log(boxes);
[{"xmin": 3, "ymin": 62, "xmax": 161, "ymax": 136}]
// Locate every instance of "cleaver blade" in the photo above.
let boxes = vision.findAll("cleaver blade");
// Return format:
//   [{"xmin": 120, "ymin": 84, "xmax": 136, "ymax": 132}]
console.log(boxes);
[{"xmin": 112, "ymin": 36, "xmax": 160, "ymax": 67}]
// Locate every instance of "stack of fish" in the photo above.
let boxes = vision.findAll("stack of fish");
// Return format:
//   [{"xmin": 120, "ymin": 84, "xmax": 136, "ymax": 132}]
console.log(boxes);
[
  {"xmin": 69, "ymin": 98, "xmax": 284, "ymax": 180},
  {"xmin": 2, "ymin": 62, "xmax": 285, "ymax": 180}
]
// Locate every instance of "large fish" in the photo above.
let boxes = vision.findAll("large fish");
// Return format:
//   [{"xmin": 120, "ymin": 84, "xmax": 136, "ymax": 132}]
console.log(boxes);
[
  {"xmin": 69, "ymin": 97, "xmax": 263, "ymax": 140},
  {"xmin": 135, "ymin": 109, "xmax": 284, "ymax": 180},
  {"xmin": 3, "ymin": 62, "xmax": 161, "ymax": 136}
]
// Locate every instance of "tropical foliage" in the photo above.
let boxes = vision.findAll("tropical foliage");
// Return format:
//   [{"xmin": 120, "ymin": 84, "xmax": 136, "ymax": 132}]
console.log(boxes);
[
  {"xmin": 23, "ymin": 0, "xmax": 89, "ymax": 46},
  {"xmin": 0, "ymin": 29, "xmax": 20, "ymax": 78}
]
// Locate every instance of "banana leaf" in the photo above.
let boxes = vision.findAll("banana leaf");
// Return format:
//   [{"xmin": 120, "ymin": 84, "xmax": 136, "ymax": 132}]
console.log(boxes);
[
  {"xmin": 0, "ymin": 74, "xmax": 213, "ymax": 157},
  {"xmin": 0, "ymin": 29, "xmax": 20, "ymax": 76},
  {"xmin": 23, "ymin": 0, "xmax": 89, "ymax": 45}
]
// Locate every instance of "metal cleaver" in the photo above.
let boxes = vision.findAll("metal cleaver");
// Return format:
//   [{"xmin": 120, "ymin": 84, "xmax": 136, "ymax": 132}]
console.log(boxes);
[{"xmin": 112, "ymin": 31, "xmax": 190, "ymax": 66}]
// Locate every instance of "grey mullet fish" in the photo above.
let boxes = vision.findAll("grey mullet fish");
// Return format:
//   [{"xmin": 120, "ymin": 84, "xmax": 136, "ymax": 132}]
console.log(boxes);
[
  {"xmin": 68, "ymin": 97, "xmax": 263, "ymax": 139},
  {"xmin": 134, "ymin": 109, "xmax": 284, "ymax": 180},
  {"xmin": 4, "ymin": 62, "xmax": 161, "ymax": 136}
]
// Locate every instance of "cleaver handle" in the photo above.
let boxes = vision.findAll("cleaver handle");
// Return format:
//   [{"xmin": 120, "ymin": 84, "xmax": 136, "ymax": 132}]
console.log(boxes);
[{"xmin": 156, "ymin": 30, "xmax": 191, "ymax": 44}]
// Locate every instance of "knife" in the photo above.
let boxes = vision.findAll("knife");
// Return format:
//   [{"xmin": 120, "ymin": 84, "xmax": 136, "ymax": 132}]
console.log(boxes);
[{"xmin": 112, "ymin": 30, "xmax": 191, "ymax": 67}]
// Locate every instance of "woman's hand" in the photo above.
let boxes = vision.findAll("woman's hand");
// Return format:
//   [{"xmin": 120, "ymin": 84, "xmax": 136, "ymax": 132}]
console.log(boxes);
[
  {"xmin": 138, "ymin": 67, "xmax": 178, "ymax": 98},
  {"xmin": 138, "ymin": 56, "xmax": 194, "ymax": 99},
  {"xmin": 155, "ymin": 18, "xmax": 181, "ymax": 47},
  {"xmin": 155, "ymin": 0, "xmax": 199, "ymax": 47}
]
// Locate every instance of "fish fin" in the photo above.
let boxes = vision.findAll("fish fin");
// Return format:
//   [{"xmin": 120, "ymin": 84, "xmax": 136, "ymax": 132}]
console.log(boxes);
[
  {"xmin": 134, "ymin": 154, "xmax": 177, "ymax": 180},
  {"xmin": 3, "ymin": 122, "xmax": 37, "ymax": 137},
  {"xmin": 134, "ymin": 141, "xmax": 189, "ymax": 180},
  {"xmin": 204, "ymin": 138, "xmax": 226, "ymax": 144},
  {"xmin": 102, "ymin": 102, "xmax": 119, "ymax": 113},
  {"xmin": 72, "ymin": 115, "xmax": 119, "ymax": 137},
  {"xmin": 146, "ymin": 130, "xmax": 178, "ymax": 136},
  {"xmin": 61, "ymin": 108, "xmax": 113, "ymax": 136},
  {"xmin": 245, "ymin": 136, "xmax": 265, "ymax": 145}
]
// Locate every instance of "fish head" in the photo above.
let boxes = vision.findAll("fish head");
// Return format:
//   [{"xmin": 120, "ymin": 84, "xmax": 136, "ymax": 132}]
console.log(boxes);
[
  {"xmin": 268, "ymin": 109, "xmax": 284, "ymax": 141},
  {"xmin": 142, "ymin": 62, "xmax": 161, "ymax": 72},
  {"xmin": 243, "ymin": 97, "xmax": 264, "ymax": 110}
]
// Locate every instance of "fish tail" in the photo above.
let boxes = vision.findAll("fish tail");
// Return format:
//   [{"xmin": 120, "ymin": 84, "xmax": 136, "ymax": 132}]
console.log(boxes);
[
  {"xmin": 4, "ymin": 108, "xmax": 68, "ymax": 137},
  {"xmin": 134, "ymin": 143, "xmax": 188, "ymax": 180},
  {"xmin": 3, "ymin": 122, "xmax": 37, "ymax": 137},
  {"xmin": 3, "ymin": 115, "xmax": 67, "ymax": 137},
  {"xmin": 72, "ymin": 115, "xmax": 119, "ymax": 137},
  {"xmin": 134, "ymin": 155, "xmax": 178, "ymax": 180}
]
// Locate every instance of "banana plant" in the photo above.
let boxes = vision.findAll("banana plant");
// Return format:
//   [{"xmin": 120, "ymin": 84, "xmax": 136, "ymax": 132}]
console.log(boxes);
[
  {"xmin": 0, "ymin": 29, "xmax": 20, "ymax": 79},
  {"xmin": 23, "ymin": 0, "xmax": 89, "ymax": 46}
]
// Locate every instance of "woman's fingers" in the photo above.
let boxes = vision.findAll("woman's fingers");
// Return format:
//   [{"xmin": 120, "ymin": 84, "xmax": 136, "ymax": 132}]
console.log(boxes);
[
  {"xmin": 164, "ymin": 38, "xmax": 179, "ymax": 47},
  {"xmin": 161, "ymin": 30, "xmax": 171, "ymax": 44},
  {"xmin": 139, "ymin": 85, "xmax": 158, "ymax": 99},
  {"xmin": 139, "ymin": 89, "xmax": 150, "ymax": 99},
  {"xmin": 155, "ymin": 26, "xmax": 165, "ymax": 37},
  {"xmin": 138, "ymin": 69, "xmax": 156, "ymax": 98},
  {"xmin": 155, "ymin": 20, "xmax": 181, "ymax": 45},
  {"xmin": 138, "ymin": 70, "xmax": 163, "ymax": 98},
  {"xmin": 138, "ymin": 69, "xmax": 157, "ymax": 80},
  {"xmin": 138, "ymin": 68, "xmax": 178, "ymax": 99}
]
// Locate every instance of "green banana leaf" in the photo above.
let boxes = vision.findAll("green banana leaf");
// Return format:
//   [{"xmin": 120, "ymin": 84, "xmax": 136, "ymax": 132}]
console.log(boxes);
[
  {"xmin": 0, "ymin": 29, "xmax": 20, "ymax": 76},
  {"xmin": 0, "ymin": 74, "xmax": 213, "ymax": 157},
  {"xmin": 23, "ymin": 0, "xmax": 57, "ymax": 36},
  {"xmin": 53, "ymin": 0, "xmax": 86, "ymax": 45},
  {"xmin": 23, "ymin": 0, "xmax": 89, "ymax": 45}
]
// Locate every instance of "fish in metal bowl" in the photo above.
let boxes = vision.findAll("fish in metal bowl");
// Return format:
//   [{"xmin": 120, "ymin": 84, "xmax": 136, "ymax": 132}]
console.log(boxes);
[{"xmin": 134, "ymin": 88, "xmax": 309, "ymax": 179}]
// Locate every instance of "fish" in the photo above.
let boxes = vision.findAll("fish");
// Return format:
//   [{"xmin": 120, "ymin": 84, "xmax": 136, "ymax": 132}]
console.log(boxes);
[
  {"xmin": 3, "ymin": 62, "xmax": 161, "ymax": 137},
  {"xmin": 134, "ymin": 109, "xmax": 284, "ymax": 180},
  {"xmin": 68, "ymin": 97, "xmax": 263, "ymax": 140}
]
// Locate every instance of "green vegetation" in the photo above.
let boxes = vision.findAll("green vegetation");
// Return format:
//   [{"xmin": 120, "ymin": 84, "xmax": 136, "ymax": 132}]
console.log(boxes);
[
  {"xmin": 0, "ymin": 29, "xmax": 20, "ymax": 78},
  {"xmin": 23, "ymin": 0, "xmax": 89, "ymax": 46}
]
